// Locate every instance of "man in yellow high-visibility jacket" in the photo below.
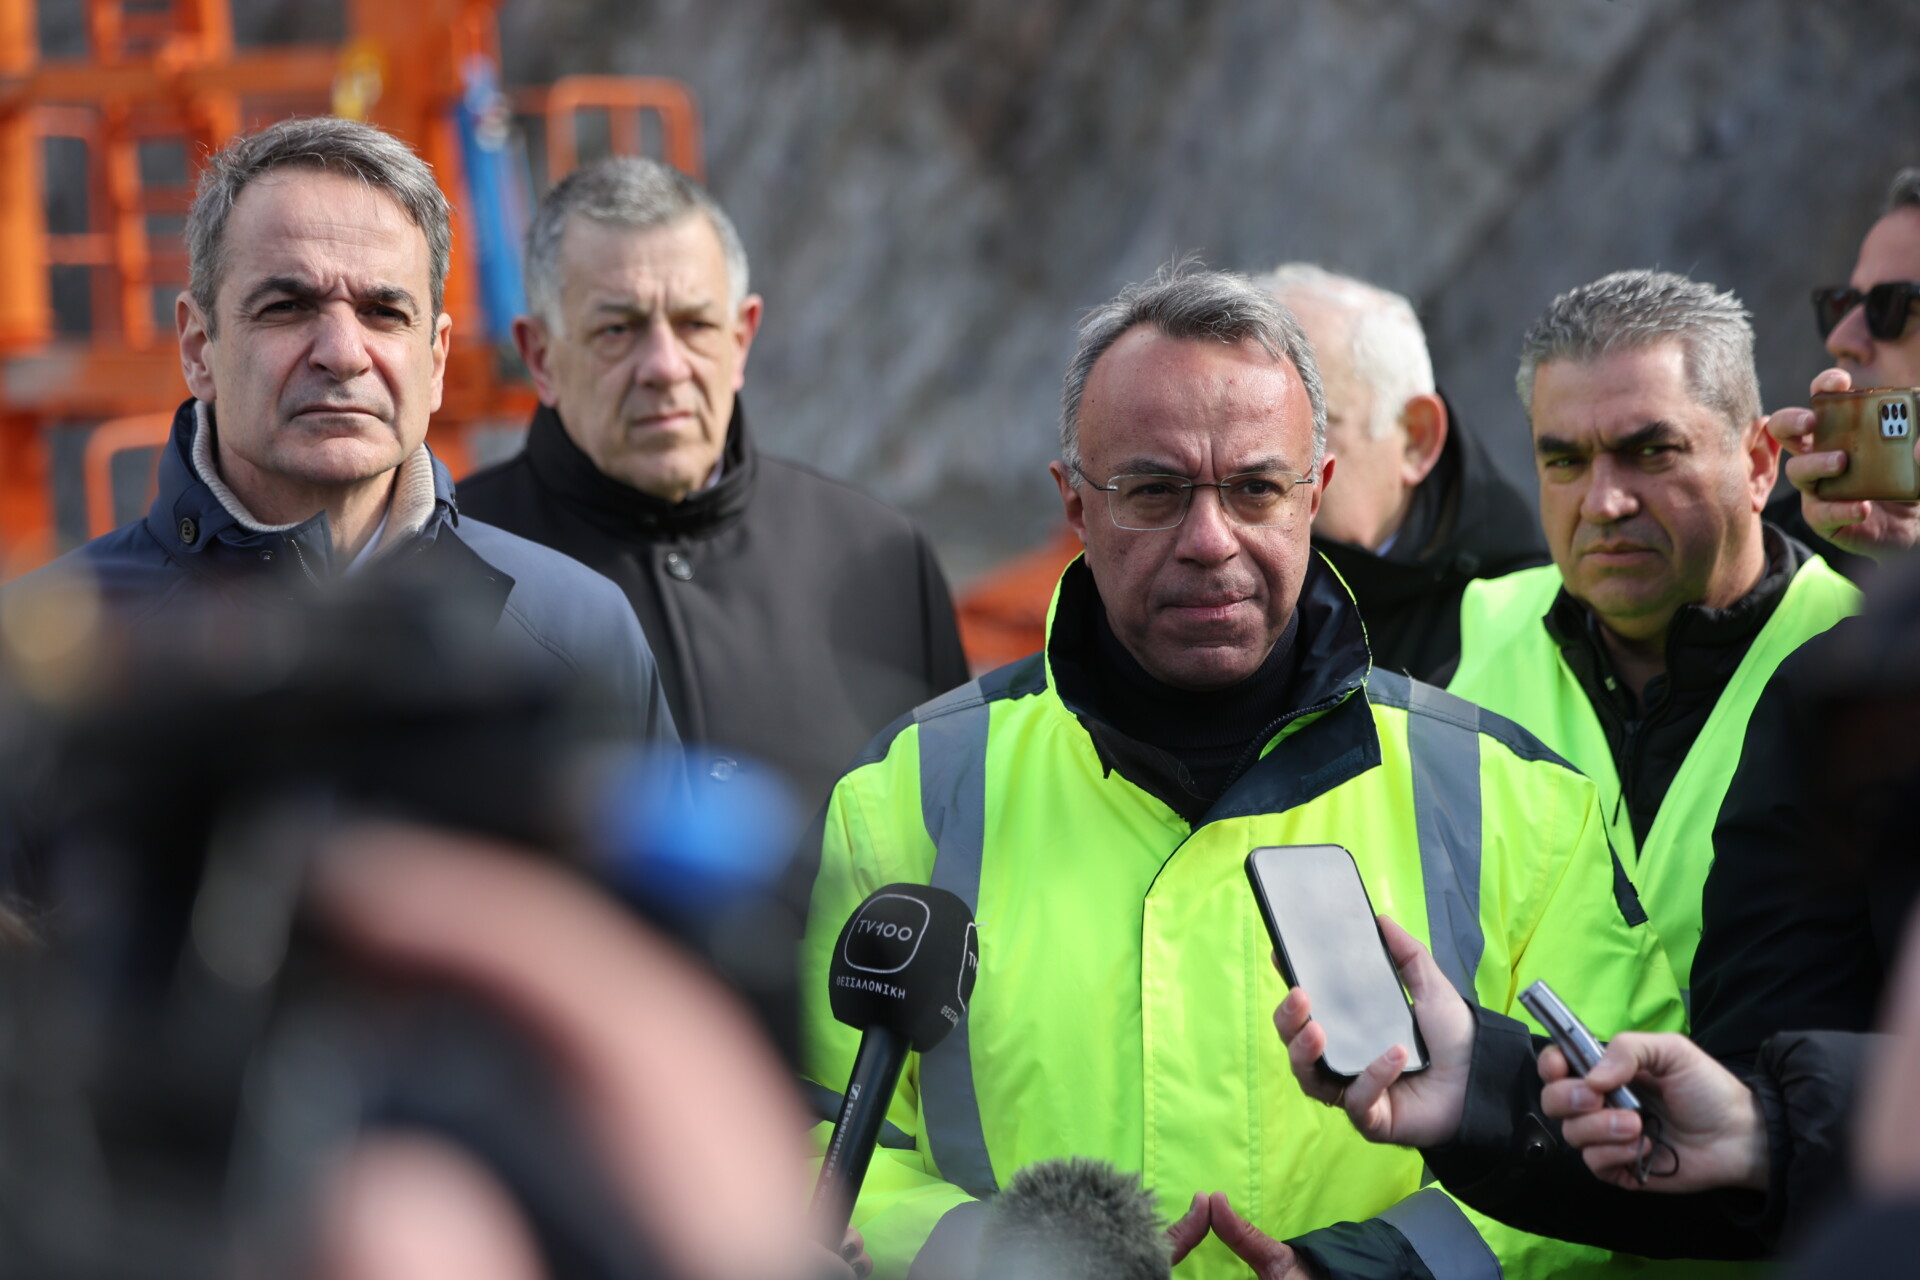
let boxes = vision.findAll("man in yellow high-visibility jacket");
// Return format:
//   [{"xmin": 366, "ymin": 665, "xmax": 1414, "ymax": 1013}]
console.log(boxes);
[
  {"xmin": 801, "ymin": 265, "xmax": 1684, "ymax": 1280},
  {"xmin": 1449, "ymin": 271, "xmax": 1860, "ymax": 1009}
]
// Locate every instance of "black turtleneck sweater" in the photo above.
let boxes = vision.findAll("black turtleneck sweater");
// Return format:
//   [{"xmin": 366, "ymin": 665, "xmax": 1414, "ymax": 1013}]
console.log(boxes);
[
  {"xmin": 457, "ymin": 401, "xmax": 969, "ymax": 812},
  {"xmin": 1542, "ymin": 524, "xmax": 1809, "ymax": 849},
  {"xmin": 1090, "ymin": 607, "xmax": 1302, "ymax": 802}
]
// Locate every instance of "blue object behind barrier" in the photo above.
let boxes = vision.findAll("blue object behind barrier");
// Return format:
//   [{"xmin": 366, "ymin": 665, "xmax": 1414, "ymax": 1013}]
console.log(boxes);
[{"xmin": 456, "ymin": 55, "xmax": 529, "ymax": 345}]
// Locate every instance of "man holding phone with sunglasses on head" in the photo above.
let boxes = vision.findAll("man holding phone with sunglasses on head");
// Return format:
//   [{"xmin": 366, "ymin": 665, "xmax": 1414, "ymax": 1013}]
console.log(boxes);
[{"xmin": 1768, "ymin": 169, "xmax": 1920, "ymax": 568}]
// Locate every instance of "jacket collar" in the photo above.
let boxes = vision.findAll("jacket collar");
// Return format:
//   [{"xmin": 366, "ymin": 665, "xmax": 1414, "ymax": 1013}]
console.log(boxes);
[
  {"xmin": 1043, "ymin": 553, "xmax": 1379, "ymax": 822},
  {"xmin": 147, "ymin": 398, "xmax": 456, "ymax": 575},
  {"xmin": 1310, "ymin": 390, "xmax": 1548, "ymax": 607},
  {"xmin": 523, "ymin": 398, "xmax": 757, "ymax": 540},
  {"xmin": 1542, "ymin": 523, "xmax": 1807, "ymax": 697}
]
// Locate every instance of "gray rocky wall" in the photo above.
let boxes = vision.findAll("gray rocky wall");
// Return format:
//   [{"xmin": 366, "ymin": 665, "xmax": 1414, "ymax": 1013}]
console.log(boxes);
[{"xmin": 252, "ymin": 0, "xmax": 1920, "ymax": 578}]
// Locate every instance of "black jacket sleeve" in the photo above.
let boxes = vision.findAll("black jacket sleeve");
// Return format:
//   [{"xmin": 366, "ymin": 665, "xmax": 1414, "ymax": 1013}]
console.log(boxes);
[
  {"xmin": 1692, "ymin": 645, "xmax": 1887, "ymax": 1069},
  {"xmin": 914, "ymin": 532, "xmax": 971, "ymax": 692},
  {"xmin": 1743, "ymin": 1030, "xmax": 1876, "ymax": 1252},
  {"xmin": 1415, "ymin": 1007, "xmax": 1787, "ymax": 1261},
  {"xmin": 1779, "ymin": 1197, "xmax": 1920, "ymax": 1279}
]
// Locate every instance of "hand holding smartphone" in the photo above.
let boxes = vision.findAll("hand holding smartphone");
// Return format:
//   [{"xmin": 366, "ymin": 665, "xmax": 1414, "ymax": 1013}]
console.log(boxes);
[
  {"xmin": 1810, "ymin": 387, "xmax": 1920, "ymax": 501},
  {"xmin": 1245, "ymin": 844, "xmax": 1427, "ymax": 1080}
]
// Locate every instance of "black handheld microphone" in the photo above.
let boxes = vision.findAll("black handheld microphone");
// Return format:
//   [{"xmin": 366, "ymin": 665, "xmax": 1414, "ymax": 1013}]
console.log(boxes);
[{"xmin": 812, "ymin": 883, "xmax": 979, "ymax": 1242}]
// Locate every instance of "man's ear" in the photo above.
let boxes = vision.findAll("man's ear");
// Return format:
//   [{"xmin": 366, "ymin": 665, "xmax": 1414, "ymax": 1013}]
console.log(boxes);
[
  {"xmin": 1744, "ymin": 414, "xmax": 1782, "ymax": 512},
  {"xmin": 1307, "ymin": 454, "xmax": 1334, "ymax": 523},
  {"xmin": 177, "ymin": 292, "xmax": 217, "ymax": 402},
  {"xmin": 428, "ymin": 310, "xmax": 452, "ymax": 414},
  {"xmin": 1398, "ymin": 393, "xmax": 1449, "ymax": 487},
  {"xmin": 731, "ymin": 294, "xmax": 764, "ymax": 391},
  {"xmin": 1050, "ymin": 461, "xmax": 1089, "ymax": 546},
  {"xmin": 514, "ymin": 315, "xmax": 560, "ymax": 406}
]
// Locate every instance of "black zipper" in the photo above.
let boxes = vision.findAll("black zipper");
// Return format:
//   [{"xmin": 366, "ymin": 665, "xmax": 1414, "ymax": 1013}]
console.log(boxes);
[
  {"xmin": 1219, "ymin": 680, "xmax": 1361, "ymax": 796},
  {"xmin": 1613, "ymin": 719, "xmax": 1639, "ymax": 840},
  {"xmin": 1563, "ymin": 634, "xmax": 1645, "ymax": 843}
]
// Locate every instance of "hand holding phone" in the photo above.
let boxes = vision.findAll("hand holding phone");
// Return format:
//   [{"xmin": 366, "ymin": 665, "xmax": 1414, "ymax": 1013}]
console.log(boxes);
[
  {"xmin": 1767, "ymin": 368, "xmax": 1920, "ymax": 560},
  {"xmin": 1271, "ymin": 913, "xmax": 1477, "ymax": 1150},
  {"xmin": 1809, "ymin": 387, "xmax": 1920, "ymax": 501},
  {"xmin": 1246, "ymin": 845, "xmax": 1427, "ymax": 1079},
  {"xmin": 1523, "ymin": 980, "xmax": 1676, "ymax": 1186}
]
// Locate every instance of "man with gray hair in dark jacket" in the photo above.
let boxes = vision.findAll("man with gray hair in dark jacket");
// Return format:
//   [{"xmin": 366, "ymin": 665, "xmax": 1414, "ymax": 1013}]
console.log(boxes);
[{"xmin": 459, "ymin": 158, "xmax": 967, "ymax": 813}]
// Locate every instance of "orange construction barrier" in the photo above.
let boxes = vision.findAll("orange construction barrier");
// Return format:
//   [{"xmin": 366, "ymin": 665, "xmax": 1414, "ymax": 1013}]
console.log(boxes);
[
  {"xmin": 81, "ymin": 411, "xmax": 170, "ymax": 537},
  {"xmin": 955, "ymin": 525, "xmax": 1081, "ymax": 674},
  {"xmin": 0, "ymin": 0, "xmax": 702, "ymax": 575}
]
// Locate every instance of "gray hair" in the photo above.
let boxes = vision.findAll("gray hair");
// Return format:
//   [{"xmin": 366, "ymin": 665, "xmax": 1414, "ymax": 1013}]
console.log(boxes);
[
  {"xmin": 1515, "ymin": 269, "xmax": 1760, "ymax": 437},
  {"xmin": 524, "ymin": 157, "xmax": 749, "ymax": 332},
  {"xmin": 1061, "ymin": 262, "xmax": 1327, "ymax": 473},
  {"xmin": 187, "ymin": 116, "xmax": 452, "ymax": 333},
  {"xmin": 1886, "ymin": 168, "xmax": 1920, "ymax": 214},
  {"xmin": 1254, "ymin": 263, "xmax": 1434, "ymax": 441}
]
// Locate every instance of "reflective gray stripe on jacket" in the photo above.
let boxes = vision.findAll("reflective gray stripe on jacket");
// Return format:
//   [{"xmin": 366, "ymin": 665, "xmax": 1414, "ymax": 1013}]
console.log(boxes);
[{"xmin": 905, "ymin": 673, "xmax": 1499, "ymax": 1205}]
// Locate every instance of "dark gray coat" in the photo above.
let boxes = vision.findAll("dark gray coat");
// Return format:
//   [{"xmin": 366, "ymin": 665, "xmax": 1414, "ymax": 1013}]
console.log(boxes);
[
  {"xmin": 459, "ymin": 401, "xmax": 968, "ymax": 813},
  {"xmin": 17, "ymin": 398, "xmax": 678, "ymax": 740}
]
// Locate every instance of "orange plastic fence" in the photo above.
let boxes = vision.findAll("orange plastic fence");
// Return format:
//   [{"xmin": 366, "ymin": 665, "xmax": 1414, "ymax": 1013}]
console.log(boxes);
[
  {"xmin": 0, "ymin": 0, "xmax": 701, "ymax": 575},
  {"xmin": 80, "ymin": 411, "xmax": 170, "ymax": 537}
]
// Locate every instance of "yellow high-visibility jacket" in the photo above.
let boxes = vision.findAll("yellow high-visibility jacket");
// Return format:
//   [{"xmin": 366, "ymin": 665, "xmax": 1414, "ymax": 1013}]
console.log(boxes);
[
  {"xmin": 1450, "ymin": 556, "xmax": 1859, "ymax": 994},
  {"xmin": 802, "ymin": 559, "xmax": 1684, "ymax": 1280}
]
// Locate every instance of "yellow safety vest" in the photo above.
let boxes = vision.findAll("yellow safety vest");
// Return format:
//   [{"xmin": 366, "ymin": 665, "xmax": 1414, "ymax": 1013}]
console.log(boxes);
[
  {"xmin": 803, "ymin": 561, "xmax": 1684, "ymax": 1280},
  {"xmin": 1450, "ymin": 558, "xmax": 1860, "ymax": 993}
]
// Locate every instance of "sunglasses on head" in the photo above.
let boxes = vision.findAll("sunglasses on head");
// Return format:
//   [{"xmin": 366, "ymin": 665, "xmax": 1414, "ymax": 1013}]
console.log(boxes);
[{"xmin": 1812, "ymin": 281, "xmax": 1920, "ymax": 341}]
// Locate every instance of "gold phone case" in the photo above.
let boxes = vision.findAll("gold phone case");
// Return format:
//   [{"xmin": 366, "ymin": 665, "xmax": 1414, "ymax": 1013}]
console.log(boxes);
[{"xmin": 1812, "ymin": 388, "xmax": 1920, "ymax": 502}]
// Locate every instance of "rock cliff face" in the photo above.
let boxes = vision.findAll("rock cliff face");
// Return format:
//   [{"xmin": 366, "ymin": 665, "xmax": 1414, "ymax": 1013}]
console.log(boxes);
[{"xmin": 491, "ymin": 0, "xmax": 1920, "ymax": 576}]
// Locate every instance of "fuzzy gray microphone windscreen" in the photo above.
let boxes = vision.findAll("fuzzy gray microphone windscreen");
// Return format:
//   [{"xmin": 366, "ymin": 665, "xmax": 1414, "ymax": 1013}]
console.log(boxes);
[{"xmin": 975, "ymin": 1158, "xmax": 1171, "ymax": 1280}]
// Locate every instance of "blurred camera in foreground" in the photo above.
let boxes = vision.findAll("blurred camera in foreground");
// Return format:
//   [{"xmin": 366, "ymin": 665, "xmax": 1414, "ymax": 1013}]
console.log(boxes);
[{"xmin": 0, "ymin": 573, "xmax": 820, "ymax": 1280}]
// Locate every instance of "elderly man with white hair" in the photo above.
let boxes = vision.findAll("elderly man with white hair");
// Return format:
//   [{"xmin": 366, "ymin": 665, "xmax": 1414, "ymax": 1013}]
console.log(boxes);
[{"xmin": 1256, "ymin": 265, "xmax": 1545, "ymax": 680}]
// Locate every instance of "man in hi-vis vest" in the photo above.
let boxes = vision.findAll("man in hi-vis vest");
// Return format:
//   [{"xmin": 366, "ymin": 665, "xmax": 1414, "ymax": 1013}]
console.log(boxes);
[
  {"xmin": 801, "ymin": 265, "xmax": 1683, "ymax": 1280},
  {"xmin": 1449, "ymin": 270, "xmax": 1860, "ymax": 1011}
]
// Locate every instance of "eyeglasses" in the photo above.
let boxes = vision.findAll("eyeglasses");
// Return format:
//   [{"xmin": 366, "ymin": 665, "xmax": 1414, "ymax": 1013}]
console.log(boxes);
[
  {"xmin": 1072, "ymin": 467, "xmax": 1316, "ymax": 531},
  {"xmin": 1811, "ymin": 282, "xmax": 1920, "ymax": 342}
]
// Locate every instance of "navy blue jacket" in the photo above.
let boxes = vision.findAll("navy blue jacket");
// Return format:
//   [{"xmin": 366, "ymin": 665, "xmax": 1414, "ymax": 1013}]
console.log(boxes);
[{"xmin": 17, "ymin": 399, "xmax": 678, "ymax": 739}]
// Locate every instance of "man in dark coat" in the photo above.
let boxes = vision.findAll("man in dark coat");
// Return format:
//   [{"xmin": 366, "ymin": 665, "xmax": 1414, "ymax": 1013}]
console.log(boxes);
[
  {"xmin": 460, "ymin": 159, "xmax": 968, "ymax": 811},
  {"xmin": 1255, "ymin": 265, "xmax": 1547, "ymax": 681},
  {"xmin": 1, "ymin": 118, "xmax": 677, "ymax": 905}
]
